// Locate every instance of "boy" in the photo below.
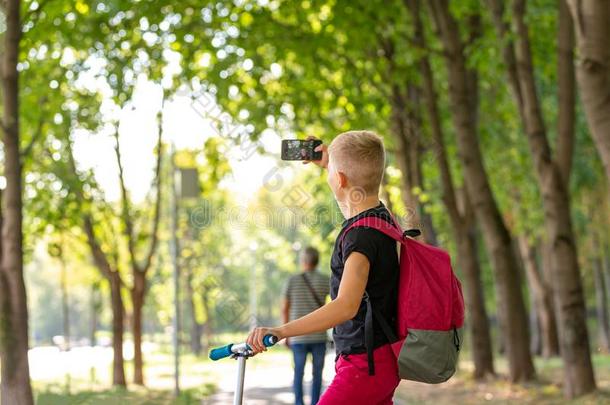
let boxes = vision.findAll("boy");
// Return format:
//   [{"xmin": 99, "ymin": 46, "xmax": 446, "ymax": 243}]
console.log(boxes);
[{"xmin": 247, "ymin": 131, "xmax": 401, "ymax": 404}]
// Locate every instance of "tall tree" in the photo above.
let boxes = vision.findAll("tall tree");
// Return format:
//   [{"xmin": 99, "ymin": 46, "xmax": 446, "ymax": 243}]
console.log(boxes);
[
  {"xmin": 592, "ymin": 229, "xmax": 610, "ymax": 352},
  {"xmin": 516, "ymin": 236, "xmax": 558, "ymax": 357},
  {"xmin": 566, "ymin": 0, "xmax": 610, "ymax": 188},
  {"xmin": 381, "ymin": 45, "xmax": 438, "ymax": 241},
  {"xmin": 386, "ymin": 0, "xmax": 494, "ymax": 379},
  {"xmin": 114, "ymin": 118, "xmax": 163, "ymax": 385},
  {"xmin": 403, "ymin": 0, "xmax": 495, "ymax": 378},
  {"xmin": 427, "ymin": 0, "xmax": 535, "ymax": 382},
  {"xmin": 65, "ymin": 137, "xmax": 127, "ymax": 386},
  {"xmin": 488, "ymin": 0, "xmax": 595, "ymax": 396},
  {"xmin": 593, "ymin": 253, "xmax": 610, "ymax": 352},
  {"xmin": 0, "ymin": 0, "xmax": 35, "ymax": 403}
]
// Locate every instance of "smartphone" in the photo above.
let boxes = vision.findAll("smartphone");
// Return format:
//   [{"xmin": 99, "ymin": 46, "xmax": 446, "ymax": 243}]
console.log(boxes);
[{"xmin": 281, "ymin": 139, "xmax": 323, "ymax": 161}]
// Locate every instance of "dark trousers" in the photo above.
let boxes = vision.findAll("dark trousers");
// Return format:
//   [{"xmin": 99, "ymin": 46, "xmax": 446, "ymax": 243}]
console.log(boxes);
[{"xmin": 291, "ymin": 342, "xmax": 326, "ymax": 405}]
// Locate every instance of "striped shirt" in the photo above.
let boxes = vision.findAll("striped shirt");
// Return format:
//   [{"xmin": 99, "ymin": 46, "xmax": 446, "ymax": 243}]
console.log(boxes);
[{"xmin": 282, "ymin": 270, "xmax": 330, "ymax": 344}]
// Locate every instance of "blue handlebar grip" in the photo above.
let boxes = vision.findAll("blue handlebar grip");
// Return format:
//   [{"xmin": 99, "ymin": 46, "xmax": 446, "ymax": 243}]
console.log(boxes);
[
  {"xmin": 263, "ymin": 335, "xmax": 278, "ymax": 347},
  {"xmin": 209, "ymin": 343, "xmax": 233, "ymax": 361}
]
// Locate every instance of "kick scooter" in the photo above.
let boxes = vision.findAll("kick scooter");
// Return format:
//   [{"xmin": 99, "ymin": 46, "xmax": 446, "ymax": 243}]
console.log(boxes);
[{"xmin": 209, "ymin": 334, "xmax": 278, "ymax": 405}]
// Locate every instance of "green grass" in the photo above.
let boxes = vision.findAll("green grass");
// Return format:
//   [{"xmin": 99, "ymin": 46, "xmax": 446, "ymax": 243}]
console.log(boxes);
[
  {"xmin": 36, "ymin": 386, "xmax": 212, "ymax": 405},
  {"xmin": 32, "ymin": 350, "xmax": 217, "ymax": 404}
]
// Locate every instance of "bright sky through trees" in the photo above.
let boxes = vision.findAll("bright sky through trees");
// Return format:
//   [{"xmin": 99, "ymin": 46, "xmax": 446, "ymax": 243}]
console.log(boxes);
[{"xmin": 70, "ymin": 76, "xmax": 283, "ymax": 203}]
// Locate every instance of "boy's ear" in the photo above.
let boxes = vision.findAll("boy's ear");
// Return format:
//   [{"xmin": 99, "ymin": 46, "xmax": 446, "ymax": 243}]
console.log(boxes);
[{"xmin": 337, "ymin": 171, "xmax": 348, "ymax": 188}]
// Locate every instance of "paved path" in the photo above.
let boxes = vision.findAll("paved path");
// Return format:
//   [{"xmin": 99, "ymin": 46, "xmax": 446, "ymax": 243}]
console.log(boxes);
[
  {"xmin": 203, "ymin": 351, "xmax": 408, "ymax": 405},
  {"xmin": 203, "ymin": 351, "xmax": 335, "ymax": 405}
]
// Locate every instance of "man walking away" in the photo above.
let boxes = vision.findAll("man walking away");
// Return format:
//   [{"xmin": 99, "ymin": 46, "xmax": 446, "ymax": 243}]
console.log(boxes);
[{"xmin": 282, "ymin": 246, "xmax": 330, "ymax": 405}]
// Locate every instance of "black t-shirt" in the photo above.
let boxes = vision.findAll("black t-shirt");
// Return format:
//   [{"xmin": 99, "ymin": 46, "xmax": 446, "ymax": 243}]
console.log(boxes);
[{"xmin": 330, "ymin": 202, "xmax": 400, "ymax": 355}]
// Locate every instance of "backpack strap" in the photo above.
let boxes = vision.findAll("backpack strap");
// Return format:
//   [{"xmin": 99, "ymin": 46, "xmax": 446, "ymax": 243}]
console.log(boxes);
[
  {"xmin": 362, "ymin": 291, "xmax": 400, "ymax": 375},
  {"xmin": 363, "ymin": 291, "xmax": 375, "ymax": 375},
  {"xmin": 301, "ymin": 273, "xmax": 324, "ymax": 308},
  {"xmin": 340, "ymin": 215, "xmax": 408, "ymax": 376},
  {"xmin": 340, "ymin": 216, "xmax": 404, "ymax": 246},
  {"xmin": 370, "ymin": 298, "xmax": 398, "ymax": 344}
]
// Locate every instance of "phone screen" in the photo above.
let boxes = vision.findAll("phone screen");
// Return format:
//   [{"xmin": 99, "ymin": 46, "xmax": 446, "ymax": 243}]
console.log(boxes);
[{"xmin": 281, "ymin": 139, "xmax": 322, "ymax": 161}]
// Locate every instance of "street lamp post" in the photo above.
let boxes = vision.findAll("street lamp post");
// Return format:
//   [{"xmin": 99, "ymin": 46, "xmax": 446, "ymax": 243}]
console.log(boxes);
[
  {"xmin": 169, "ymin": 144, "xmax": 201, "ymax": 397},
  {"xmin": 169, "ymin": 142, "xmax": 181, "ymax": 397}
]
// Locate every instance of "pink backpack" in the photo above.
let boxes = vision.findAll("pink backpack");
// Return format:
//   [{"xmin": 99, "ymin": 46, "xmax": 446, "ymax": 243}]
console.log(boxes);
[{"xmin": 342, "ymin": 215, "xmax": 465, "ymax": 383}]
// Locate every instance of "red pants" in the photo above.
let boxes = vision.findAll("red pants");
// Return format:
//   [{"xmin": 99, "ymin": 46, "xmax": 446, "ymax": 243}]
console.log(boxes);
[{"xmin": 318, "ymin": 344, "xmax": 400, "ymax": 405}]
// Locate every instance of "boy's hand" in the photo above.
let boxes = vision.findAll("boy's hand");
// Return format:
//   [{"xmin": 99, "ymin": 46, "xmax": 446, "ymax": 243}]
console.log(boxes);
[
  {"xmin": 245, "ymin": 326, "xmax": 284, "ymax": 355},
  {"xmin": 303, "ymin": 136, "xmax": 328, "ymax": 169}
]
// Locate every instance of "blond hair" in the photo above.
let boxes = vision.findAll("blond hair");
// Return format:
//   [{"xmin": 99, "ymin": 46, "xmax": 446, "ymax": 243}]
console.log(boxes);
[{"xmin": 328, "ymin": 130, "xmax": 385, "ymax": 195}]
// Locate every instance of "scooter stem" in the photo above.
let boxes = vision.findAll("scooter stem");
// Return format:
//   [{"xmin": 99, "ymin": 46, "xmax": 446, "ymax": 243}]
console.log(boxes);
[{"xmin": 234, "ymin": 355, "xmax": 247, "ymax": 405}]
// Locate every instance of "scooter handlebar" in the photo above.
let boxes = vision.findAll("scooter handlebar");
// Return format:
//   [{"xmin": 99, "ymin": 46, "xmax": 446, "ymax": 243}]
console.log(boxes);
[
  {"xmin": 262, "ymin": 334, "xmax": 278, "ymax": 347},
  {"xmin": 209, "ymin": 334, "xmax": 278, "ymax": 361},
  {"xmin": 209, "ymin": 343, "xmax": 234, "ymax": 361}
]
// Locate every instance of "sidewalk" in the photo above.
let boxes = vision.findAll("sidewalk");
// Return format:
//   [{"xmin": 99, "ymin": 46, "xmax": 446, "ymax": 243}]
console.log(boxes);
[
  {"xmin": 203, "ymin": 350, "xmax": 408, "ymax": 405},
  {"xmin": 203, "ymin": 351, "xmax": 335, "ymax": 404}
]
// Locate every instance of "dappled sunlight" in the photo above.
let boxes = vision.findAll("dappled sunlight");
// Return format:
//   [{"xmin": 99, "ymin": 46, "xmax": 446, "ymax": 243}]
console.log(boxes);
[{"xmin": 1, "ymin": 0, "xmax": 609, "ymax": 404}]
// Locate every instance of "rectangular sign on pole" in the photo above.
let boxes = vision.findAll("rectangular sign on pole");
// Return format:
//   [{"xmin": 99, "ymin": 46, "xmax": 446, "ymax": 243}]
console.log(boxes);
[{"xmin": 179, "ymin": 168, "xmax": 199, "ymax": 199}]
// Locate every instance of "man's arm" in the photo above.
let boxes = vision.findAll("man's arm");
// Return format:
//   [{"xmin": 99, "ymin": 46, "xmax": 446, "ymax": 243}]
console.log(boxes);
[{"xmin": 246, "ymin": 252, "xmax": 370, "ymax": 353}]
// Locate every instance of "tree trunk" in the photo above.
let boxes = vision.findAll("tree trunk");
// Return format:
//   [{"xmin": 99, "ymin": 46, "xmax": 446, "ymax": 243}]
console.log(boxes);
[
  {"xmin": 389, "ymin": 86, "xmax": 437, "ymax": 243},
  {"xmin": 593, "ymin": 232, "xmax": 610, "ymax": 352},
  {"xmin": 557, "ymin": 0, "xmax": 576, "ymax": 185},
  {"xmin": 405, "ymin": 0, "xmax": 495, "ymax": 377},
  {"xmin": 115, "ymin": 119, "xmax": 163, "ymax": 386},
  {"xmin": 109, "ymin": 273, "xmax": 126, "ymax": 386},
  {"xmin": 80, "ymin": 205, "xmax": 127, "ymax": 387},
  {"xmin": 456, "ymin": 223, "xmax": 495, "ymax": 378},
  {"xmin": 489, "ymin": 0, "xmax": 595, "ymax": 395},
  {"xmin": 67, "ymin": 133, "xmax": 127, "ymax": 386},
  {"xmin": 428, "ymin": 0, "xmax": 534, "ymax": 382},
  {"xmin": 528, "ymin": 282, "xmax": 542, "ymax": 356},
  {"xmin": 604, "ymin": 242, "xmax": 610, "ymax": 320},
  {"xmin": 517, "ymin": 237, "xmax": 559, "ymax": 357},
  {"xmin": 380, "ymin": 37, "xmax": 436, "ymax": 241},
  {"xmin": 0, "ymin": 0, "xmax": 35, "ymax": 403},
  {"xmin": 131, "ymin": 270, "xmax": 146, "ymax": 385},
  {"xmin": 593, "ymin": 256, "xmax": 610, "ymax": 352},
  {"xmin": 567, "ymin": 0, "xmax": 610, "ymax": 186},
  {"xmin": 540, "ymin": 242, "xmax": 561, "ymax": 355},
  {"xmin": 405, "ymin": 85, "xmax": 439, "ymax": 246},
  {"xmin": 390, "ymin": 111, "xmax": 419, "ymax": 230}
]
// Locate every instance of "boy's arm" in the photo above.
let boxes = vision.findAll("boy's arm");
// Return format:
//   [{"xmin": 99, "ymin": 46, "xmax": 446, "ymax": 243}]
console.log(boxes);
[{"xmin": 246, "ymin": 252, "xmax": 369, "ymax": 353}]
